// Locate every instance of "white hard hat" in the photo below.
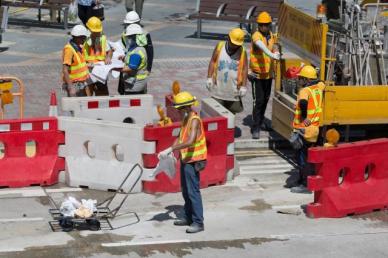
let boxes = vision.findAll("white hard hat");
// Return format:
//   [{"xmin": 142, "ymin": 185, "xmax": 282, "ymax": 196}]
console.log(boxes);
[
  {"xmin": 123, "ymin": 11, "xmax": 140, "ymax": 24},
  {"xmin": 71, "ymin": 24, "xmax": 90, "ymax": 37},
  {"xmin": 125, "ymin": 24, "xmax": 143, "ymax": 36}
]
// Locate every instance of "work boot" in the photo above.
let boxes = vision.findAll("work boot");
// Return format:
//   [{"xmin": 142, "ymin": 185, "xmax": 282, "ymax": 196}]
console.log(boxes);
[
  {"xmin": 260, "ymin": 122, "xmax": 272, "ymax": 131},
  {"xmin": 173, "ymin": 218, "xmax": 191, "ymax": 226},
  {"xmin": 186, "ymin": 224, "xmax": 204, "ymax": 234},
  {"xmin": 290, "ymin": 185, "xmax": 311, "ymax": 194},
  {"xmin": 252, "ymin": 130, "xmax": 260, "ymax": 139}
]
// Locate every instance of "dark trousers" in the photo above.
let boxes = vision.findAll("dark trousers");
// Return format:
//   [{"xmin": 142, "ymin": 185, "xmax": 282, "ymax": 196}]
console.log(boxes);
[
  {"xmin": 92, "ymin": 82, "xmax": 109, "ymax": 96},
  {"xmin": 250, "ymin": 77, "xmax": 273, "ymax": 132},
  {"xmin": 180, "ymin": 161, "xmax": 204, "ymax": 226},
  {"xmin": 296, "ymin": 139, "xmax": 315, "ymax": 186},
  {"xmin": 78, "ymin": 4, "xmax": 93, "ymax": 25}
]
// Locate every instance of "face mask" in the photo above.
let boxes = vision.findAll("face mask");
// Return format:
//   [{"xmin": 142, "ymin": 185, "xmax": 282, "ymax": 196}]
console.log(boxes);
[{"xmin": 126, "ymin": 38, "xmax": 135, "ymax": 49}]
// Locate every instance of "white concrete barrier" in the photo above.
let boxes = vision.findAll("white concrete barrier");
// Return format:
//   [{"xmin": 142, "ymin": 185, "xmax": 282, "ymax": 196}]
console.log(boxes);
[
  {"xmin": 61, "ymin": 95, "xmax": 158, "ymax": 125},
  {"xmin": 58, "ymin": 116, "xmax": 155, "ymax": 192}
]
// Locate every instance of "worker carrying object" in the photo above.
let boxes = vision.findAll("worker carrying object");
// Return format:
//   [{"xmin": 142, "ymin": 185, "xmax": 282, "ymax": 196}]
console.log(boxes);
[
  {"xmin": 119, "ymin": 24, "xmax": 149, "ymax": 94},
  {"xmin": 207, "ymin": 28, "xmax": 248, "ymax": 114},
  {"xmin": 249, "ymin": 11, "xmax": 281, "ymax": 139},
  {"xmin": 62, "ymin": 24, "xmax": 92, "ymax": 97},
  {"xmin": 158, "ymin": 91, "xmax": 207, "ymax": 234},
  {"xmin": 290, "ymin": 65, "xmax": 325, "ymax": 194},
  {"xmin": 84, "ymin": 16, "xmax": 113, "ymax": 96}
]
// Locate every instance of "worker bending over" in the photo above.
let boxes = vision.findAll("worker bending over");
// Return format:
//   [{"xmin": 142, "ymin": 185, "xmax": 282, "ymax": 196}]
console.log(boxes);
[
  {"xmin": 84, "ymin": 16, "xmax": 113, "ymax": 96},
  {"xmin": 207, "ymin": 28, "xmax": 248, "ymax": 114},
  {"xmin": 62, "ymin": 25, "xmax": 92, "ymax": 97},
  {"xmin": 249, "ymin": 12, "xmax": 280, "ymax": 139},
  {"xmin": 291, "ymin": 65, "xmax": 325, "ymax": 194},
  {"xmin": 159, "ymin": 92, "xmax": 207, "ymax": 234}
]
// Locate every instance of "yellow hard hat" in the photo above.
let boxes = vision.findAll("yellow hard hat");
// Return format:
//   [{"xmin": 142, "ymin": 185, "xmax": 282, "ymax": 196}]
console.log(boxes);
[
  {"xmin": 86, "ymin": 16, "xmax": 103, "ymax": 33},
  {"xmin": 304, "ymin": 125, "xmax": 319, "ymax": 143},
  {"xmin": 173, "ymin": 91, "xmax": 199, "ymax": 109},
  {"xmin": 228, "ymin": 28, "xmax": 245, "ymax": 46},
  {"xmin": 257, "ymin": 12, "xmax": 272, "ymax": 24},
  {"xmin": 298, "ymin": 65, "xmax": 318, "ymax": 79}
]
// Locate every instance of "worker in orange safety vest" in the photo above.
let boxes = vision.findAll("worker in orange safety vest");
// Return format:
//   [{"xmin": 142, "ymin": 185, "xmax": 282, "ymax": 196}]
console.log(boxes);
[
  {"xmin": 158, "ymin": 91, "xmax": 207, "ymax": 234},
  {"xmin": 290, "ymin": 65, "xmax": 325, "ymax": 194},
  {"xmin": 62, "ymin": 24, "xmax": 92, "ymax": 97},
  {"xmin": 249, "ymin": 11, "xmax": 280, "ymax": 139}
]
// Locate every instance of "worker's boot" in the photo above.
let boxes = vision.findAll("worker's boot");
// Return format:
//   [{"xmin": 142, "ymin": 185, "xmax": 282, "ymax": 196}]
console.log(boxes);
[
  {"xmin": 290, "ymin": 185, "xmax": 311, "ymax": 194},
  {"xmin": 173, "ymin": 218, "xmax": 191, "ymax": 226},
  {"xmin": 186, "ymin": 223, "xmax": 204, "ymax": 234},
  {"xmin": 252, "ymin": 130, "xmax": 260, "ymax": 139}
]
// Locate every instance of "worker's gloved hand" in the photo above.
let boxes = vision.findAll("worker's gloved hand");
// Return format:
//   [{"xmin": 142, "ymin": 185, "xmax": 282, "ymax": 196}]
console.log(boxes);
[
  {"xmin": 206, "ymin": 78, "xmax": 214, "ymax": 91},
  {"xmin": 158, "ymin": 147, "xmax": 173, "ymax": 159},
  {"xmin": 273, "ymin": 52, "xmax": 281, "ymax": 61},
  {"xmin": 238, "ymin": 86, "xmax": 248, "ymax": 97}
]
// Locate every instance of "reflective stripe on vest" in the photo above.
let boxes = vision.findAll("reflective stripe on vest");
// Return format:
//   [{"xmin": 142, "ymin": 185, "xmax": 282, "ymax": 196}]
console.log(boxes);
[
  {"xmin": 124, "ymin": 47, "xmax": 148, "ymax": 80},
  {"xmin": 179, "ymin": 113, "xmax": 207, "ymax": 163},
  {"xmin": 84, "ymin": 35, "xmax": 107, "ymax": 63},
  {"xmin": 293, "ymin": 84, "xmax": 323, "ymax": 128},
  {"xmin": 250, "ymin": 31, "xmax": 275, "ymax": 79},
  {"xmin": 213, "ymin": 41, "xmax": 246, "ymax": 88},
  {"xmin": 65, "ymin": 44, "xmax": 89, "ymax": 82}
]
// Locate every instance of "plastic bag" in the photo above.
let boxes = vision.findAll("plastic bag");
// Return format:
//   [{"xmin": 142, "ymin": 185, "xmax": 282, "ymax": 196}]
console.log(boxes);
[
  {"xmin": 59, "ymin": 197, "xmax": 80, "ymax": 217},
  {"xmin": 149, "ymin": 153, "xmax": 177, "ymax": 179},
  {"xmin": 81, "ymin": 199, "xmax": 97, "ymax": 212},
  {"xmin": 68, "ymin": 1, "xmax": 78, "ymax": 23}
]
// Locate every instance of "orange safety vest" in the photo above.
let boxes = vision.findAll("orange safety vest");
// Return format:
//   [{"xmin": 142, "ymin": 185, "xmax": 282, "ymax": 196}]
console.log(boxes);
[
  {"xmin": 250, "ymin": 31, "xmax": 275, "ymax": 79},
  {"xmin": 293, "ymin": 82, "xmax": 324, "ymax": 129},
  {"xmin": 83, "ymin": 35, "xmax": 108, "ymax": 63},
  {"xmin": 63, "ymin": 43, "xmax": 90, "ymax": 83},
  {"xmin": 213, "ymin": 41, "xmax": 247, "ymax": 88},
  {"xmin": 179, "ymin": 112, "xmax": 207, "ymax": 163}
]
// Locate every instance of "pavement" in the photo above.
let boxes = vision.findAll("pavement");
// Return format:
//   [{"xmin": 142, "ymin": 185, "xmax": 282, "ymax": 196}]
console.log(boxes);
[{"xmin": 1, "ymin": 0, "xmax": 388, "ymax": 257}]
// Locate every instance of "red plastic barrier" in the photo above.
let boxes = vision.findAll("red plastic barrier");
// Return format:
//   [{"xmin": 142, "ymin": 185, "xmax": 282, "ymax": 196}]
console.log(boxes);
[
  {"xmin": 0, "ymin": 117, "xmax": 65, "ymax": 188},
  {"xmin": 142, "ymin": 116, "xmax": 234, "ymax": 193},
  {"xmin": 306, "ymin": 138, "xmax": 388, "ymax": 218}
]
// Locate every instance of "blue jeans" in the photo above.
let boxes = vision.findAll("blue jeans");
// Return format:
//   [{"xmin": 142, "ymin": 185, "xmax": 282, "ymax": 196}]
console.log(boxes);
[
  {"xmin": 296, "ymin": 139, "xmax": 314, "ymax": 186},
  {"xmin": 180, "ymin": 161, "xmax": 204, "ymax": 226}
]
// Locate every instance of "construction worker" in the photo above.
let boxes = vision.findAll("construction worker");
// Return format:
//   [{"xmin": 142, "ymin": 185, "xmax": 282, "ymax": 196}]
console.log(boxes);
[
  {"xmin": 290, "ymin": 65, "xmax": 325, "ymax": 194},
  {"xmin": 158, "ymin": 91, "xmax": 207, "ymax": 234},
  {"xmin": 249, "ymin": 12, "xmax": 280, "ymax": 139},
  {"xmin": 125, "ymin": 0, "xmax": 144, "ymax": 18},
  {"xmin": 122, "ymin": 11, "xmax": 154, "ymax": 73},
  {"xmin": 119, "ymin": 24, "xmax": 148, "ymax": 94},
  {"xmin": 62, "ymin": 24, "xmax": 92, "ymax": 97},
  {"xmin": 84, "ymin": 16, "xmax": 113, "ymax": 96},
  {"xmin": 206, "ymin": 28, "xmax": 248, "ymax": 114}
]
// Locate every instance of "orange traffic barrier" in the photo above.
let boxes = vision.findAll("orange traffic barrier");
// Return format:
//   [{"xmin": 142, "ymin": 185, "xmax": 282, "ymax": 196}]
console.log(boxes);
[{"xmin": 0, "ymin": 76, "xmax": 25, "ymax": 119}]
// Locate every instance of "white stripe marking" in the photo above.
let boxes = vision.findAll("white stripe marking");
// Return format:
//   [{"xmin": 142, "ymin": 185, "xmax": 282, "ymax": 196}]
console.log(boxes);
[
  {"xmin": 0, "ymin": 187, "xmax": 82, "ymax": 197},
  {"xmin": 21, "ymin": 123, "xmax": 33, "ymax": 131},
  {"xmin": 0, "ymin": 217, "xmax": 44, "ymax": 223},
  {"xmin": 0, "ymin": 124, "xmax": 10, "ymax": 132},
  {"xmin": 102, "ymin": 239, "xmax": 191, "ymax": 247},
  {"xmin": 43, "ymin": 122, "xmax": 50, "ymax": 130},
  {"xmin": 272, "ymin": 205, "xmax": 302, "ymax": 210}
]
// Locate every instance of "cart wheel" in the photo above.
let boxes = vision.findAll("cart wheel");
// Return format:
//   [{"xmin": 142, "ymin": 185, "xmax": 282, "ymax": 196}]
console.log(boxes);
[
  {"xmin": 86, "ymin": 218, "xmax": 101, "ymax": 231},
  {"xmin": 59, "ymin": 217, "xmax": 74, "ymax": 232}
]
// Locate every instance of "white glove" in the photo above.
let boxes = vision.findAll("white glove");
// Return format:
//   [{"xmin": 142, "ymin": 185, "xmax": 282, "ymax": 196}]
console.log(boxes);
[
  {"xmin": 272, "ymin": 52, "xmax": 281, "ymax": 61},
  {"xmin": 206, "ymin": 78, "xmax": 214, "ymax": 91},
  {"xmin": 158, "ymin": 147, "xmax": 173, "ymax": 159},
  {"xmin": 238, "ymin": 87, "xmax": 247, "ymax": 97}
]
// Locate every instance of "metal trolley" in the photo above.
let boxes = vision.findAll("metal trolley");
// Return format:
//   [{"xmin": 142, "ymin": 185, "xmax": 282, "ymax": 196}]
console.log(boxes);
[{"xmin": 47, "ymin": 163, "xmax": 143, "ymax": 232}]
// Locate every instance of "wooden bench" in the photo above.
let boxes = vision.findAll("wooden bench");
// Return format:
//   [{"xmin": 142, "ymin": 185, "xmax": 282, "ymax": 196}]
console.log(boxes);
[
  {"xmin": 189, "ymin": 0, "xmax": 283, "ymax": 38},
  {"xmin": 1, "ymin": 0, "xmax": 71, "ymax": 29}
]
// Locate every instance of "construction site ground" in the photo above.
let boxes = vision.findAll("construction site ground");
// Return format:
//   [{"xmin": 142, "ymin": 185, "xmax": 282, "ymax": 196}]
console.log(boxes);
[{"xmin": 0, "ymin": 0, "xmax": 388, "ymax": 257}]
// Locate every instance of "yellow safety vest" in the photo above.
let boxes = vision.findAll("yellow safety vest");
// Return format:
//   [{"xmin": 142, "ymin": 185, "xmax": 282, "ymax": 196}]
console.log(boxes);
[
  {"xmin": 124, "ymin": 47, "xmax": 148, "ymax": 80},
  {"xmin": 293, "ymin": 82, "xmax": 324, "ymax": 129},
  {"xmin": 179, "ymin": 113, "xmax": 207, "ymax": 163},
  {"xmin": 213, "ymin": 41, "xmax": 246, "ymax": 88},
  {"xmin": 63, "ymin": 43, "xmax": 89, "ymax": 83},
  {"xmin": 83, "ymin": 35, "xmax": 108, "ymax": 63},
  {"xmin": 250, "ymin": 31, "xmax": 275, "ymax": 79}
]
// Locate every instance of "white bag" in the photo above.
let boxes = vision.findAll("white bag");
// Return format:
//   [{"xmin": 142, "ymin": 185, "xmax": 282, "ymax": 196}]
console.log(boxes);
[
  {"xmin": 68, "ymin": 1, "xmax": 78, "ymax": 23},
  {"xmin": 150, "ymin": 153, "xmax": 177, "ymax": 179}
]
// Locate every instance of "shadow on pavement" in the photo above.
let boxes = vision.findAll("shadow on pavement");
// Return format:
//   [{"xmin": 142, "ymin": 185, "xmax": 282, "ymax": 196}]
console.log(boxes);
[{"xmin": 148, "ymin": 204, "xmax": 184, "ymax": 222}]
